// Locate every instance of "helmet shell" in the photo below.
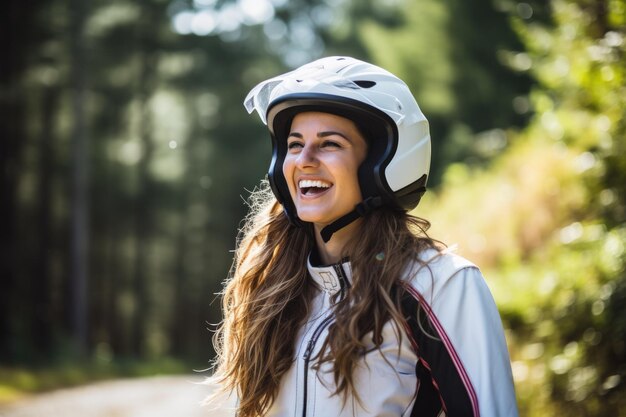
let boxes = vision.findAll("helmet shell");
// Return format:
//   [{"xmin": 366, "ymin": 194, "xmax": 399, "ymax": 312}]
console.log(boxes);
[{"xmin": 244, "ymin": 56, "xmax": 431, "ymax": 222}]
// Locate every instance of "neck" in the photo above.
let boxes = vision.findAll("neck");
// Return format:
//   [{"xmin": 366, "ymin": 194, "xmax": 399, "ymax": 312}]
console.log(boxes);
[{"xmin": 313, "ymin": 219, "xmax": 362, "ymax": 264}]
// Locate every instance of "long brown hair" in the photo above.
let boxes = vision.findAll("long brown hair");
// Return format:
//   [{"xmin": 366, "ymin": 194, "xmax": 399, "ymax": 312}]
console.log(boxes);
[{"xmin": 211, "ymin": 181, "xmax": 441, "ymax": 416}]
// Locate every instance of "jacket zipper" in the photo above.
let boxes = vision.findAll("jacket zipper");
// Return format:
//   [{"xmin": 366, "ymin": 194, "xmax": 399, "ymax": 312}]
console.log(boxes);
[
  {"xmin": 301, "ymin": 315, "xmax": 334, "ymax": 417},
  {"xmin": 301, "ymin": 264, "xmax": 348, "ymax": 417}
]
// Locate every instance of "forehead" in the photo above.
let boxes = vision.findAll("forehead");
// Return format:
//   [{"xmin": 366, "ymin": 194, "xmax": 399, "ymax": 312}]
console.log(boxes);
[{"xmin": 290, "ymin": 111, "xmax": 361, "ymax": 132}]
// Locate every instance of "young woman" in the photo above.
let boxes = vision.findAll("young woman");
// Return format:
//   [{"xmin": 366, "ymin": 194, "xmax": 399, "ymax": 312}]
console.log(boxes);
[{"xmin": 211, "ymin": 56, "xmax": 518, "ymax": 417}]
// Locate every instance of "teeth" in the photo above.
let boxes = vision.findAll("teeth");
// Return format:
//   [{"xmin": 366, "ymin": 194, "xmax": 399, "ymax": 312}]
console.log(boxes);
[{"xmin": 299, "ymin": 179, "xmax": 331, "ymax": 189}]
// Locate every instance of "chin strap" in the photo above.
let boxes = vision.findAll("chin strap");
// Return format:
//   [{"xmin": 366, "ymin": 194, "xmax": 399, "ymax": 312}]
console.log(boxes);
[{"xmin": 320, "ymin": 196, "xmax": 384, "ymax": 243}]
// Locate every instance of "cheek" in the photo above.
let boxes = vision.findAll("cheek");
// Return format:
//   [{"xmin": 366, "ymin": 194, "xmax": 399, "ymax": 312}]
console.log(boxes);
[
  {"xmin": 282, "ymin": 159, "xmax": 296, "ymax": 192},
  {"xmin": 346, "ymin": 158, "xmax": 362, "ymax": 183},
  {"xmin": 335, "ymin": 165, "xmax": 360, "ymax": 194},
  {"xmin": 343, "ymin": 160, "xmax": 363, "ymax": 197}
]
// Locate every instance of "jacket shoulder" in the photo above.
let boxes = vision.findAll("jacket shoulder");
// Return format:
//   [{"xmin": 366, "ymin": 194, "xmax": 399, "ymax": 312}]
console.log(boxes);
[{"xmin": 402, "ymin": 248, "xmax": 479, "ymax": 298}]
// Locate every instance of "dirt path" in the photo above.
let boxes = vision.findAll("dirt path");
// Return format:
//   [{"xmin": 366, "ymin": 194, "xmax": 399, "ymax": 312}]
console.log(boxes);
[{"xmin": 0, "ymin": 375, "xmax": 236, "ymax": 417}]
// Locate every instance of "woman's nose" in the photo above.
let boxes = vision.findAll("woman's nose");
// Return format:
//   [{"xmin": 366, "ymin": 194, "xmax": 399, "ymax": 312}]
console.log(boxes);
[{"xmin": 296, "ymin": 143, "xmax": 319, "ymax": 168}]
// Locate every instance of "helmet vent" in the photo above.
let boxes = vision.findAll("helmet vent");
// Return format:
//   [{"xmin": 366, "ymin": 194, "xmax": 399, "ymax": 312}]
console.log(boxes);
[{"xmin": 354, "ymin": 80, "xmax": 376, "ymax": 88}]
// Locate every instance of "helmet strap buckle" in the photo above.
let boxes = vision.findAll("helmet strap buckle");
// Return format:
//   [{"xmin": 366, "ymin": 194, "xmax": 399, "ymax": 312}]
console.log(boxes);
[{"xmin": 355, "ymin": 196, "xmax": 383, "ymax": 216}]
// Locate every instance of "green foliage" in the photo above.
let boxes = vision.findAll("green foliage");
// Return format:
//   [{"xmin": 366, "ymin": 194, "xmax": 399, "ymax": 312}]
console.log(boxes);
[{"xmin": 418, "ymin": 0, "xmax": 626, "ymax": 415}]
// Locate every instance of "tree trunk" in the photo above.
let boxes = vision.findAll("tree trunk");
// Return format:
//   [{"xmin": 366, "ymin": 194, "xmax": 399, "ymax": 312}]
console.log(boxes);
[
  {"xmin": 171, "ymin": 194, "xmax": 189, "ymax": 357},
  {"xmin": 131, "ymin": 2, "xmax": 159, "ymax": 357},
  {"xmin": 32, "ymin": 85, "xmax": 60, "ymax": 358},
  {"xmin": 0, "ymin": 0, "xmax": 36, "ymax": 363},
  {"xmin": 70, "ymin": 0, "xmax": 89, "ymax": 356}
]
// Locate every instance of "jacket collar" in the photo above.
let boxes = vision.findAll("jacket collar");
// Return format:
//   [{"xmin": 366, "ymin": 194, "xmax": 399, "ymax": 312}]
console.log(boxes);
[{"xmin": 307, "ymin": 251, "xmax": 353, "ymax": 296}]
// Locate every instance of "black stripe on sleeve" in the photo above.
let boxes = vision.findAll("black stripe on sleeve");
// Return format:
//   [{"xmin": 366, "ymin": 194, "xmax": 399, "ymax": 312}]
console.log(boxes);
[{"xmin": 401, "ymin": 292, "xmax": 476, "ymax": 417}]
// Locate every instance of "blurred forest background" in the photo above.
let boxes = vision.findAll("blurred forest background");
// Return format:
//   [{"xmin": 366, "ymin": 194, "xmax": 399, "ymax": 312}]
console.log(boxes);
[{"xmin": 1, "ymin": 0, "xmax": 624, "ymax": 415}]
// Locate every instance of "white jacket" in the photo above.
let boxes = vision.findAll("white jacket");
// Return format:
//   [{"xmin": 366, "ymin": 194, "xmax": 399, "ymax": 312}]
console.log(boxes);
[{"xmin": 266, "ymin": 249, "xmax": 518, "ymax": 417}]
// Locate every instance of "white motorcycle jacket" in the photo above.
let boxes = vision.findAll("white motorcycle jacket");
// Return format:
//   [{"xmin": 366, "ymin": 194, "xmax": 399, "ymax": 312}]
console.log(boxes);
[{"xmin": 265, "ymin": 249, "xmax": 518, "ymax": 417}]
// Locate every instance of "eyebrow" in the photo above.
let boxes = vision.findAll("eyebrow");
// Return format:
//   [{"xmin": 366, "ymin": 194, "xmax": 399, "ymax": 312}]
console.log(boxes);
[{"xmin": 288, "ymin": 131, "xmax": 351, "ymax": 141}]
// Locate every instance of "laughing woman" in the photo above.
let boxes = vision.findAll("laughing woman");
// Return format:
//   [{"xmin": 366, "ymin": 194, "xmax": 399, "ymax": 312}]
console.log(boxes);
[{"xmin": 211, "ymin": 57, "xmax": 518, "ymax": 417}]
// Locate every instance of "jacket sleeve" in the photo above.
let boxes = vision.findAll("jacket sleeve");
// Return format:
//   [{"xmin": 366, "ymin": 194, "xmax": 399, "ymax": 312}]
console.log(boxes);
[{"xmin": 403, "ymin": 264, "xmax": 518, "ymax": 417}]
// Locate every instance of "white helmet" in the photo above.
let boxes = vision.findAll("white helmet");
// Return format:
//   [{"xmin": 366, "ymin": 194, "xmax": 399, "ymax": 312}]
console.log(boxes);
[{"xmin": 244, "ymin": 56, "xmax": 431, "ymax": 241}]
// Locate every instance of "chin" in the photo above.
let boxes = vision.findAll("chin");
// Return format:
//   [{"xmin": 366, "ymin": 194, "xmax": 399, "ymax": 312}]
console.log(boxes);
[
  {"xmin": 296, "ymin": 208, "xmax": 350, "ymax": 228},
  {"xmin": 297, "ymin": 214, "xmax": 331, "ymax": 226},
  {"xmin": 293, "ymin": 208, "xmax": 325, "ymax": 224}
]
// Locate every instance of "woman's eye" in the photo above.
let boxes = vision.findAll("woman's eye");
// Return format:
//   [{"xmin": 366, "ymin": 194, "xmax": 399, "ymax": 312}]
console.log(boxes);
[
  {"xmin": 287, "ymin": 141, "xmax": 303, "ymax": 150},
  {"xmin": 322, "ymin": 140, "xmax": 341, "ymax": 148}
]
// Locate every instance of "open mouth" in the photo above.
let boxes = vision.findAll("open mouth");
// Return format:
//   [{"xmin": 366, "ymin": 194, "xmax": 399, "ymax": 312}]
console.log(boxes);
[{"xmin": 299, "ymin": 179, "xmax": 332, "ymax": 196}]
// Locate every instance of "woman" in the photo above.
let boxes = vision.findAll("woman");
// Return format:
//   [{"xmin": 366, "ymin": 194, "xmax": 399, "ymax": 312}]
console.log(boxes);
[{"xmin": 211, "ymin": 56, "xmax": 518, "ymax": 417}]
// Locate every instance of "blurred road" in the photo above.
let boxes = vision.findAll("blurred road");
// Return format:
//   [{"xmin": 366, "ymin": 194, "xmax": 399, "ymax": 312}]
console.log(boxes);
[{"xmin": 0, "ymin": 375, "xmax": 236, "ymax": 417}]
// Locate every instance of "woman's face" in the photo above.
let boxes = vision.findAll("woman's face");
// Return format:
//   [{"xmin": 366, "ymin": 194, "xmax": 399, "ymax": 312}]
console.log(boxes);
[{"xmin": 283, "ymin": 112, "xmax": 368, "ymax": 228}]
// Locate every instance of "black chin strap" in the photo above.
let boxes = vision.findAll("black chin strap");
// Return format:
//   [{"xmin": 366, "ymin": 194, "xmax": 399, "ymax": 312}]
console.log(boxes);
[{"xmin": 320, "ymin": 196, "xmax": 384, "ymax": 243}]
